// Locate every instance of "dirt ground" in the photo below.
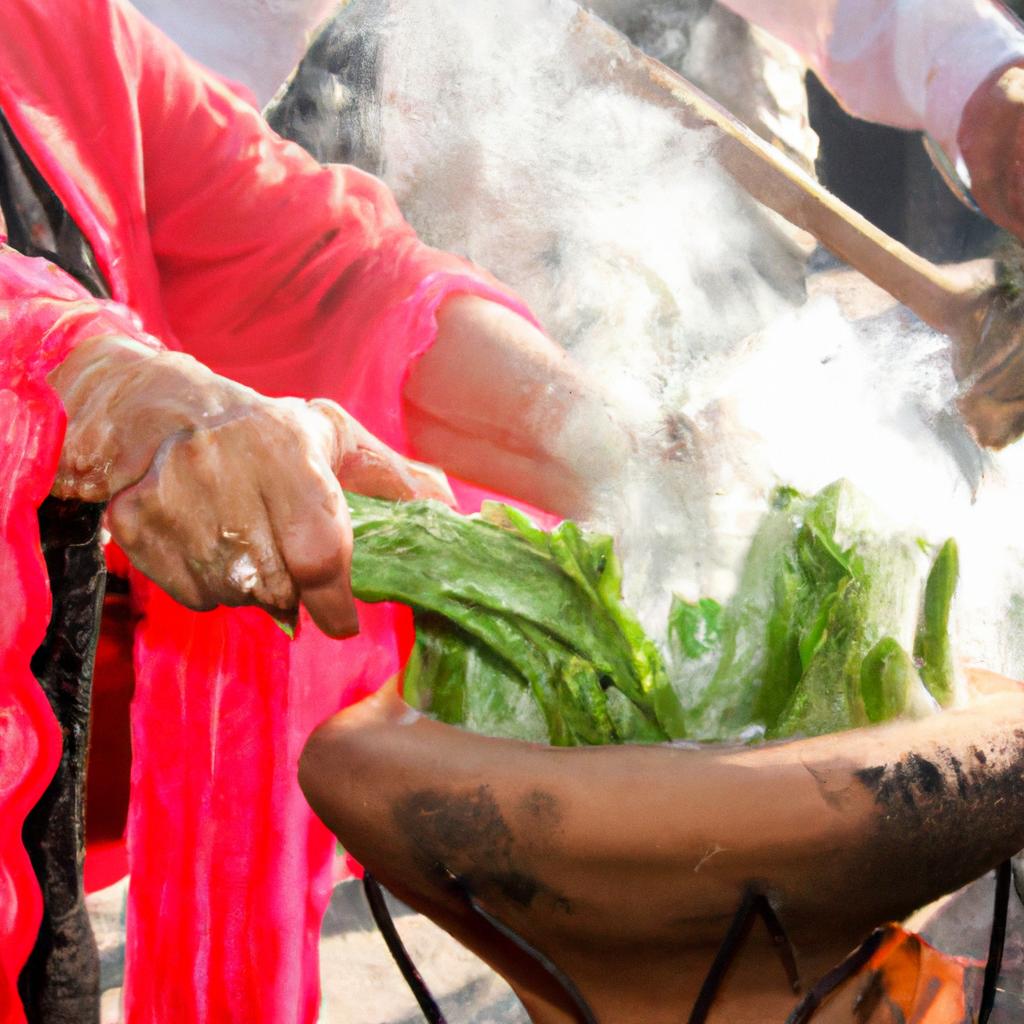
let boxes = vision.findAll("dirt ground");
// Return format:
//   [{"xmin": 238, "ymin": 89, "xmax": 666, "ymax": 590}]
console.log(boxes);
[
  {"xmin": 87, "ymin": 872, "xmax": 527, "ymax": 1023},
  {"xmin": 88, "ymin": 864, "xmax": 1024, "ymax": 1023}
]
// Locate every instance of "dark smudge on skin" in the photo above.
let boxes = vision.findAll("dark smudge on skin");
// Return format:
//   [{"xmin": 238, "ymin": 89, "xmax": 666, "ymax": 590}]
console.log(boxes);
[
  {"xmin": 392, "ymin": 785, "xmax": 572, "ymax": 914},
  {"xmin": 854, "ymin": 735, "xmax": 1024, "ymax": 913}
]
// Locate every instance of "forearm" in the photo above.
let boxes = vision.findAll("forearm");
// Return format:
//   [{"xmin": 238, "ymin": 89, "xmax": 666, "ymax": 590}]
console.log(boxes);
[{"xmin": 403, "ymin": 296, "xmax": 632, "ymax": 517}]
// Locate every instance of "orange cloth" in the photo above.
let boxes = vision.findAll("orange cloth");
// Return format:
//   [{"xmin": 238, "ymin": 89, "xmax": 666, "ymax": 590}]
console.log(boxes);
[{"xmin": 814, "ymin": 925, "xmax": 978, "ymax": 1023}]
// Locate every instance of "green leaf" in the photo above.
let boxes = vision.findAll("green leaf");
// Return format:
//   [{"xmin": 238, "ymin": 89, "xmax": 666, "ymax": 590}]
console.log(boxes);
[
  {"xmin": 914, "ymin": 538, "xmax": 959, "ymax": 706},
  {"xmin": 860, "ymin": 636, "xmax": 916, "ymax": 724},
  {"xmin": 346, "ymin": 479, "xmax": 957, "ymax": 751},
  {"xmin": 345, "ymin": 493, "xmax": 682, "ymax": 746},
  {"xmin": 677, "ymin": 479, "xmax": 940, "ymax": 742},
  {"xmin": 668, "ymin": 597, "xmax": 722, "ymax": 660}
]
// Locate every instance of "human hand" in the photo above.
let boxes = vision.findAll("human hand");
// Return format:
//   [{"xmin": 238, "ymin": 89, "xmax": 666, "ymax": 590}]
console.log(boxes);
[
  {"xmin": 49, "ymin": 335, "xmax": 453, "ymax": 637},
  {"xmin": 959, "ymin": 60, "xmax": 1024, "ymax": 241}
]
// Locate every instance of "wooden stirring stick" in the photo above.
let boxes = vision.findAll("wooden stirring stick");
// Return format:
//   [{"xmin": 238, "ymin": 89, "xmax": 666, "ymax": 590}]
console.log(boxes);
[{"xmin": 573, "ymin": 10, "xmax": 1024, "ymax": 448}]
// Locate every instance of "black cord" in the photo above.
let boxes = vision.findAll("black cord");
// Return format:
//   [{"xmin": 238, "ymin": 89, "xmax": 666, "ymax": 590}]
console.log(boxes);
[
  {"xmin": 688, "ymin": 890, "xmax": 759, "ymax": 1024},
  {"xmin": 784, "ymin": 928, "xmax": 886, "ymax": 1024},
  {"xmin": 754, "ymin": 894, "xmax": 801, "ymax": 994},
  {"xmin": 688, "ymin": 889, "xmax": 801, "ymax": 1024},
  {"xmin": 979, "ymin": 860, "xmax": 1012, "ymax": 1024},
  {"xmin": 363, "ymin": 873, "xmax": 447, "ymax": 1024}
]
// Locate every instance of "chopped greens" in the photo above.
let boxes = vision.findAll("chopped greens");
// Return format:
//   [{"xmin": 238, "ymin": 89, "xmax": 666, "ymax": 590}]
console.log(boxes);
[
  {"xmin": 345, "ymin": 480, "xmax": 959, "ymax": 746},
  {"xmin": 347, "ymin": 493, "xmax": 686, "ymax": 745},
  {"xmin": 670, "ymin": 481, "xmax": 955, "ymax": 740}
]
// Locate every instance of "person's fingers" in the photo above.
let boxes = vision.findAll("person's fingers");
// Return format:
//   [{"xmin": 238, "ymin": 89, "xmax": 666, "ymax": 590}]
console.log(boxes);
[
  {"xmin": 258, "ymin": 439, "xmax": 359, "ymax": 639},
  {"xmin": 269, "ymin": 501, "xmax": 356, "ymax": 638},
  {"xmin": 104, "ymin": 397, "xmax": 408, "ymax": 638},
  {"xmin": 400, "ymin": 458, "xmax": 457, "ymax": 505},
  {"xmin": 342, "ymin": 440, "xmax": 456, "ymax": 505},
  {"xmin": 310, "ymin": 398, "xmax": 456, "ymax": 505},
  {"xmin": 108, "ymin": 426, "xmax": 301, "ymax": 617},
  {"xmin": 107, "ymin": 485, "xmax": 216, "ymax": 611}
]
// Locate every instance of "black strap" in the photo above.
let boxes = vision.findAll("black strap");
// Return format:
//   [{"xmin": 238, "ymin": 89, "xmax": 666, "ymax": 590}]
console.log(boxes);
[
  {"xmin": 0, "ymin": 109, "xmax": 108, "ymax": 298},
  {"xmin": 0, "ymin": 107, "xmax": 109, "ymax": 1024}
]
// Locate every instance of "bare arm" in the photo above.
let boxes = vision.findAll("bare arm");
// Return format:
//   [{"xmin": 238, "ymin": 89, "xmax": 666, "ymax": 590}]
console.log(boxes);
[
  {"xmin": 404, "ymin": 295, "xmax": 633, "ymax": 518},
  {"xmin": 119, "ymin": 0, "xmax": 620, "ymax": 517}
]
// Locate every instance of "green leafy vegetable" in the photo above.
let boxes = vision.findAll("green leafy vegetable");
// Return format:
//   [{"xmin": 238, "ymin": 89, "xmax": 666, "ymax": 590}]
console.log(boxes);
[
  {"xmin": 344, "ymin": 479, "xmax": 958, "ymax": 748},
  {"xmin": 674, "ymin": 481, "xmax": 951, "ymax": 741},
  {"xmin": 860, "ymin": 637, "xmax": 916, "ymax": 724},
  {"xmin": 668, "ymin": 597, "xmax": 722, "ymax": 661},
  {"xmin": 346, "ymin": 493, "xmax": 686, "ymax": 746},
  {"xmin": 673, "ymin": 482, "xmax": 861, "ymax": 739},
  {"xmin": 914, "ymin": 538, "xmax": 959, "ymax": 707}
]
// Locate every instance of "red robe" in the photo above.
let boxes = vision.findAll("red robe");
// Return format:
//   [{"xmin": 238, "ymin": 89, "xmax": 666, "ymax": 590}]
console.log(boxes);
[{"xmin": 0, "ymin": 2, "xmax": 535, "ymax": 1021}]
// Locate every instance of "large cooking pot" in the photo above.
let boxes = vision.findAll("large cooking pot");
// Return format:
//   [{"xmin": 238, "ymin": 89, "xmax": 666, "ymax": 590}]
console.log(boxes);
[{"xmin": 300, "ymin": 671, "xmax": 1024, "ymax": 1023}]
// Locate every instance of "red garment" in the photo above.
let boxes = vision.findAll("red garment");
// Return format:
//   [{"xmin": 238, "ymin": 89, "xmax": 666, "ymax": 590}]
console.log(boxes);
[
  {"xmin": 0, "ymin": 258, "xmax": 153, "ymax": 1024},
  {"xmin": 0, "ymin": 2, "xmax": 535, "ymax": 1021},
  {"xmin": 83, "ymin": 585, "xmax": 135, "ymax": 894}
]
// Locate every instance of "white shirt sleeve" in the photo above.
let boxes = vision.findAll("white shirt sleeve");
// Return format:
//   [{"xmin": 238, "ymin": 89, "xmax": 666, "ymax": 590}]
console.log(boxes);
[
  {"xmin": 130, "ymin": 0, "xmax": 339, "ymax": 106},
  {"xmin": 719, "ymin": 0, "xmax": 1024, "ymax": 162}
]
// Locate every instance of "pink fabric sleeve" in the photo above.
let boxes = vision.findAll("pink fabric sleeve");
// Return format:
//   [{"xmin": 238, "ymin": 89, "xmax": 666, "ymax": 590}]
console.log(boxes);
[
  {"xmin": 0, "ymin": 245, "xmax": 162, "ymax": 1024},
  {"xmin": 120, "ymin": 253, "xmax": 547, "ymax": 1024}
]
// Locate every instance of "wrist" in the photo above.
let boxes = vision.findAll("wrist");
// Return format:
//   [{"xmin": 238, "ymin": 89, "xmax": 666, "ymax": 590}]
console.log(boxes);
[
  {"xmin": 47, "ymin": 331, "xmax": 160, "ymax": 399},
  {"xmin": 50, "ymin": 336, "xmax": 261, "ymax": 501}
]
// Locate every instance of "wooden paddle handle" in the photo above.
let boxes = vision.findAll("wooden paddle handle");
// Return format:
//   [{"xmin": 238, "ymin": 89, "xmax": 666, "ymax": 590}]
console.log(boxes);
[{"xmin": 571, "ymin": 10, "xmax": 992, "ymax": 343}]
